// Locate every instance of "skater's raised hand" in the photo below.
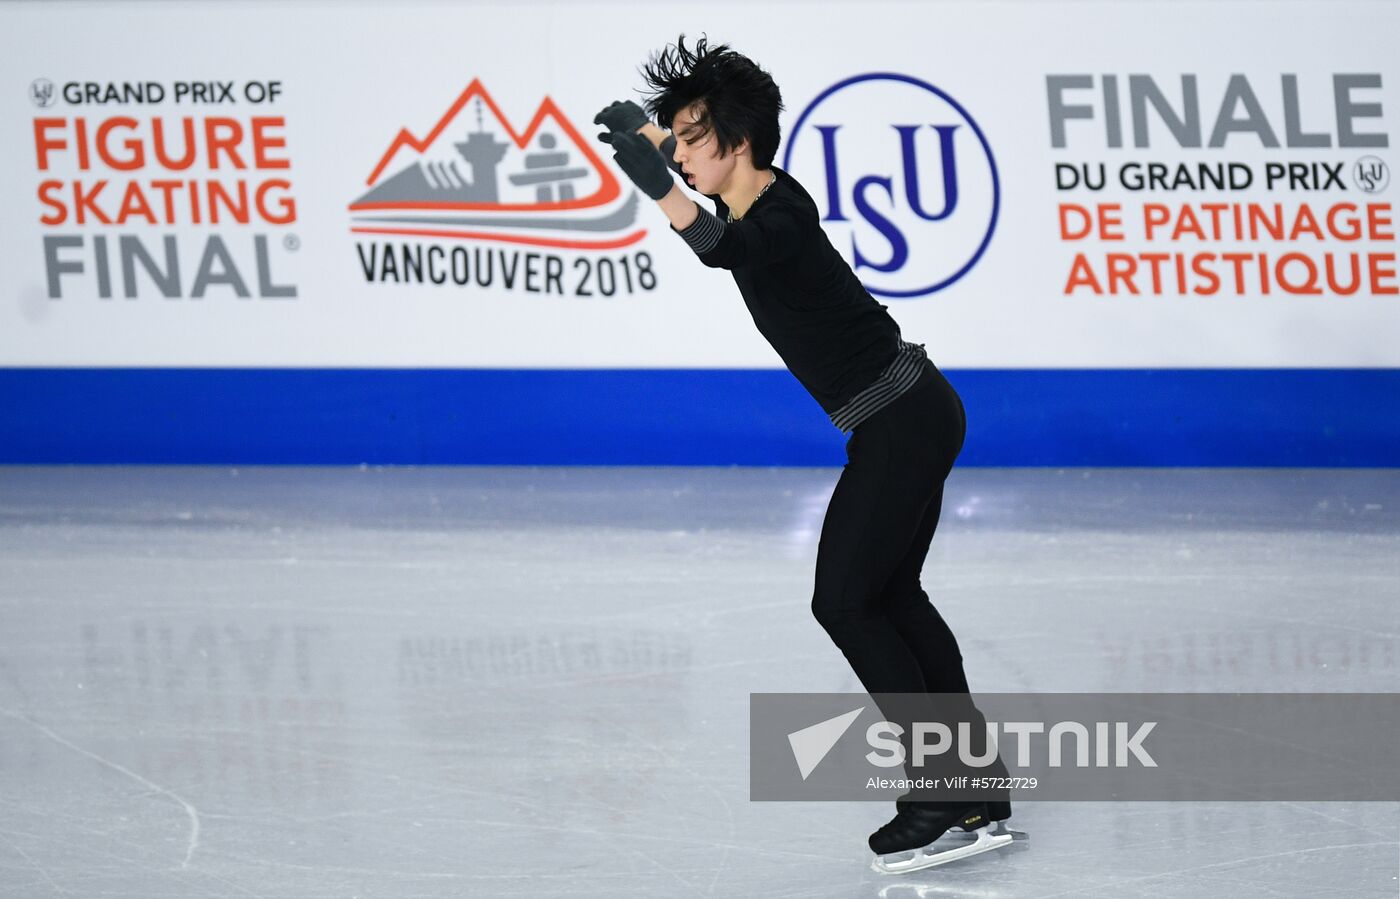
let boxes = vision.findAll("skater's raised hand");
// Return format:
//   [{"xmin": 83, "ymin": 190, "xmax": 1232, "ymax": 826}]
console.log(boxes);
[
  {"xmin": 593, "ymin": 99, "xmax": 649, "ymax": 135},
  {"xmin": 597, "ymin": 128, "xmax": 675, "ymax": 200}
]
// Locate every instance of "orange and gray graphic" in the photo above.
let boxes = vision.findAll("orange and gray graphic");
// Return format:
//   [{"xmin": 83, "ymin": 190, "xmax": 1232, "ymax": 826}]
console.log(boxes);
[{"xmin": 349, "ymin": 79, "xmax": 645, "ymax": 250}]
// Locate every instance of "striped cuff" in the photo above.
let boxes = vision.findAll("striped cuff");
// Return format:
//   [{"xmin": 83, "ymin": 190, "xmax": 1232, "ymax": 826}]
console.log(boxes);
[
  {"xmin": 674, "ymin": 204, "xmax": 725, "ymax": 254},
  {"xmin": 829, "ymin": 340, "xmax": 929, "ymax": 433}
]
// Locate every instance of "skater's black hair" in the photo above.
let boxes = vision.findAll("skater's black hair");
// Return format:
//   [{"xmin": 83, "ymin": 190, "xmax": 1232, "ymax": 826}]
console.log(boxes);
[{"xmin": 639, "ymin": 33, "xmax": 784, "ymax": 169}]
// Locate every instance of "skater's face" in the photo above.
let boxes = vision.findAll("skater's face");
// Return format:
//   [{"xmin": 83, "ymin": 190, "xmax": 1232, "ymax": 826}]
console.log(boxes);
[{"xmin": 670, "ymin": 101, "xmax": 747, "ymax": 195}]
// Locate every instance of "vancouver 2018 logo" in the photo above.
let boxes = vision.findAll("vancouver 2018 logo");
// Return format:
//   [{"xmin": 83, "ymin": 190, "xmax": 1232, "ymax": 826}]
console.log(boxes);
[
  {"xmin": 349, "ymin": 79, "xmax": 643, "ymax": 251},
  {"xmin": 349, "ymin": 79, "xmax": 658, "ymax": 297},
  {"xmin": 785, "ymin": 73, "xmax": 1000, "ymax": 298}
]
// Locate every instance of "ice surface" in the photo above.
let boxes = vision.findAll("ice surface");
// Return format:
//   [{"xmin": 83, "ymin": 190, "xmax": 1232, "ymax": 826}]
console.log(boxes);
[{"xmin": 0, "ymin": 466, "xmax": 1396, "ymax": 897}]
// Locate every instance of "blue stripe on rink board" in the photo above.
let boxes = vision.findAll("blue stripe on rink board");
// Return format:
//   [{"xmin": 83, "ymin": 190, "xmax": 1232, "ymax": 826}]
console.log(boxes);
[{"xmin": 0, "ymin": 368, "xmax": 1396, "ymax": 466}]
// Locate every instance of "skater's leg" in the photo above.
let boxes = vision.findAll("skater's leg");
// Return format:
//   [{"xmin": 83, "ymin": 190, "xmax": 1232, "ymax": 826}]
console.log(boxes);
[
  {"xmin": 811, "ymin": 362, "xmax": 965, "ymax": 803},
  {"xmin": 861, "ymin": 369, "xmax": 1010, "ymax": 818},
  {"xmin": 810, "ymin": 425, "xmax": 942, "ymax": 695},
  {"xmin": 881, "ymin": 491, "xmax": 1010, "ymax": 791},
  {"xmin": 879, "ymin": 483, "xmax": 1012, "ymax": 799},
  {"xmin": 811, "ymin": 362, "xmax": 962, "ymax": 695},
  {"xmin": 870, "ymin": 362, "xmax": 972, "ymax": 695},
  {"xmin": 877, "ymin": 485, "xmax": 972, "ymax": 695}
]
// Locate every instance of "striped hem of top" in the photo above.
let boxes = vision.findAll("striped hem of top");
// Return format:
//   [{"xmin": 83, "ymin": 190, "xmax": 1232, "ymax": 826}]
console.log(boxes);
[
  {"xmin": 675, "ymin": 205, "xmax": 725, "ymax": 255},
  {"xmin": 828, "ymin": 340, "xmax": 929, "ymax": 433}
]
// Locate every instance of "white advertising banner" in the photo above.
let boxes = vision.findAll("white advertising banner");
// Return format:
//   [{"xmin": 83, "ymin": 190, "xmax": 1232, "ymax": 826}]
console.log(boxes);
[{"xmin": 2, "ymin": 0, "xmax": 1396, "ymax": 368}]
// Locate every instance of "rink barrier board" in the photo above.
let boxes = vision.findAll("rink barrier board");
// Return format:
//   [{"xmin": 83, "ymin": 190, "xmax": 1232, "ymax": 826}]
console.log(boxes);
[{"xmin": 0, "ymin": 367, "xmax": 1395, "ymax": 466}]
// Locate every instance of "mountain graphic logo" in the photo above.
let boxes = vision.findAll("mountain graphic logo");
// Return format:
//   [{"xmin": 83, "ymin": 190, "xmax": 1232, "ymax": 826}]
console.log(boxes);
[
  {"xmin": 788, "ymin": 706, "xmax": 866, "ymax": 780},
  {"xmin": 348, "ymin": 78, "xmax": 645, "ymax": 250}
]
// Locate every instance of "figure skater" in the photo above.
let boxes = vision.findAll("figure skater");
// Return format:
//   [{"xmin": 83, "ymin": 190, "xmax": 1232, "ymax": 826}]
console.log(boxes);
[{"xmin": 594, "ymin": 34, "xmax": 1014, "ymax": 873}]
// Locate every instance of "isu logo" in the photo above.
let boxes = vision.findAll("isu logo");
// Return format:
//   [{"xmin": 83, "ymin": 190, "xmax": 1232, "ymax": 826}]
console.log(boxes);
[
  {"xmin": 785, "ymin": 72, "xmax": 1000, "ymax": 299},
  {"xmin": 349, "ymin": 79, "xmax": 646, "ymax": 251}
]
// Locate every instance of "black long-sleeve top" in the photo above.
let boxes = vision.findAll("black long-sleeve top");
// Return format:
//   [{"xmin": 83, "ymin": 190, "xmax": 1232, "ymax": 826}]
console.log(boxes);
[{"xmin": 658, "ymin": 135, "xmax": 926, "ymax": 432}]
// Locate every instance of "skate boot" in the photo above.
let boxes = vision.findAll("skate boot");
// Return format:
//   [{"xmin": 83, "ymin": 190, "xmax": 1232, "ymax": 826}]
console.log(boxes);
[{"xmin": 868, "ymin": 801, "xmax": 1015, "ymax": 874}]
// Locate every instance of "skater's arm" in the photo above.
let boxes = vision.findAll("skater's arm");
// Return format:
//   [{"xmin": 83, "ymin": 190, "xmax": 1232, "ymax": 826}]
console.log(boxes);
[
  {"xmin": 597, "ymin": 125, "xmax": 803, "ymax": 266},
  {"xmin": 594, "ymin": 126, "xmax": 701, "ymax": 231},
  {"xmin": 657, "ymin": 184, "xmax": 701, "ymax": 231},
  {"xmin": 669, "ymin": 200, "xmax": 807, "ymax": 269}
]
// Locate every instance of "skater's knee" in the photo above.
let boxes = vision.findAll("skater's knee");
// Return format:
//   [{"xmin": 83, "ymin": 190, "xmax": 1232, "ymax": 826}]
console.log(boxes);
[
  {"xmin": 810, "ymin": 587, "xmax": 851, "ymax": 632},
  {"xmin": 810, "ymin": 586, "xmax": 879, "ymax": 635},
  {"xmin": 809, "ymin": 591, "xmax": 842, "ymax": 631}
]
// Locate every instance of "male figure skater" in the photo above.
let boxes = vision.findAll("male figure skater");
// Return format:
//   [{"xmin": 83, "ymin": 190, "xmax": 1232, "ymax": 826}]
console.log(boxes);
[{"xmin": 594, "ymin": 35, "xmax": 1013, "ymax": 872}]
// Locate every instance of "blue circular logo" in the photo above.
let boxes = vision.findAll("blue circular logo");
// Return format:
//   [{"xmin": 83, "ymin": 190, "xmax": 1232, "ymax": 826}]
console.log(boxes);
[{"xmin": 784, "ymin": 73, "xmax": 1000, "ymax": 298}]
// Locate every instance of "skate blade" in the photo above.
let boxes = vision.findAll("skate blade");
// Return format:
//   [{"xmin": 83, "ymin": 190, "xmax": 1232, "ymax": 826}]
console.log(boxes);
[{"xmin": 870, "ymin": 826, "xmax": 1014, "ymax": 875}]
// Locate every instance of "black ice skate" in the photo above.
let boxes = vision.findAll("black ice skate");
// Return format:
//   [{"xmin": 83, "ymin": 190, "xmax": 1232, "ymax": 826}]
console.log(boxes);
[{"xmin": 868, "ymin": 801, "xmax": 1018, "ymax": 874}]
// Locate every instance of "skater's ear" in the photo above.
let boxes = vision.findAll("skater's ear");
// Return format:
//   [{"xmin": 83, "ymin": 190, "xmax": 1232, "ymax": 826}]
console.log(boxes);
[{"xmin": 722, "ymin": 134, "xmax": 751, "ymax": 161}]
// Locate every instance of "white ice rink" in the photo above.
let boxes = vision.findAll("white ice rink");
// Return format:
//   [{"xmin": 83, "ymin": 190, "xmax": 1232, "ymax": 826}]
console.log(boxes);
[{"xmin": 1, "ymin": 465, "xmax": 1397, "ymax": 897}]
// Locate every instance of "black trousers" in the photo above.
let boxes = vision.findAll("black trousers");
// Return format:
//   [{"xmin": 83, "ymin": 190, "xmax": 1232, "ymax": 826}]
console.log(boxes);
[{"xmin": 811, "ymin": 357, "xmax": 970, "ymax": 699}]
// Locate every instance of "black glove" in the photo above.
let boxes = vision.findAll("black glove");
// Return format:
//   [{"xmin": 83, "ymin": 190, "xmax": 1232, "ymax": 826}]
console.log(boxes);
[
  {"xmin": 597, "ymin": 128, "xmax": 674, "ymax": 200},
  {"xmin": 593, "ymin": 99, "xmax": 650, "ymax": 135}
]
